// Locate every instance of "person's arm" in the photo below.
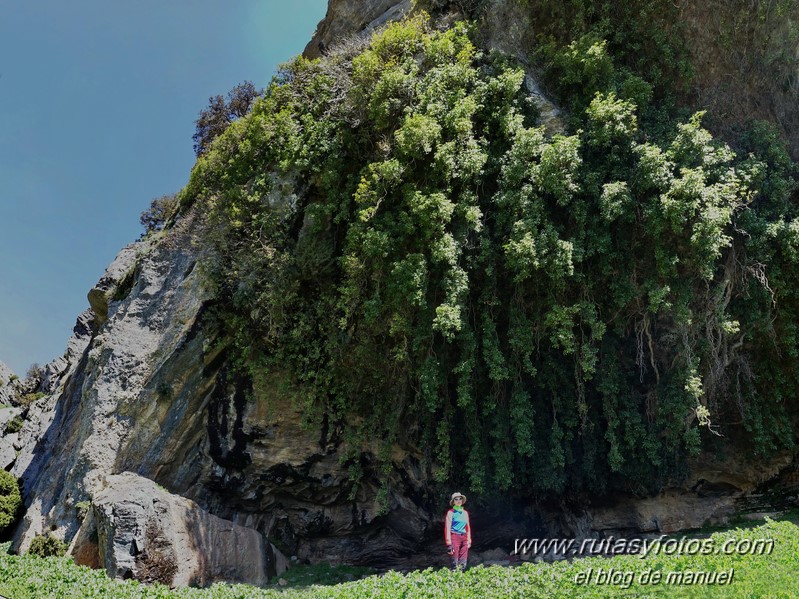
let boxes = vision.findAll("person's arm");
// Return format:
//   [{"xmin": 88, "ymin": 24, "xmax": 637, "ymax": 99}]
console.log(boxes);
[
  {"xmin": 444, "ymin": 510, "xmax": 452, "ymax": 546},
  {"xmin": 465, "ymin": 511, "xmax": 471, "ymax": 547}
]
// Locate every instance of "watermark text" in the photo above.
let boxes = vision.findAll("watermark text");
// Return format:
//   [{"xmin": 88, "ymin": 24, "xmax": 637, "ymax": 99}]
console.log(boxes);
[{"xmin": 512, "ymin": 535, "xmax": 774, "ymax": 559}]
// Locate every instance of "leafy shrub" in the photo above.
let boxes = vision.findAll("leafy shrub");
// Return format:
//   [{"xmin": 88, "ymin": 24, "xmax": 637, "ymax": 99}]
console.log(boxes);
[
  {"xmin": 4, "ymin": 416, "xmax": 23, "ymax": 435},
  {"xmin": 522, "ymin": 0, "xmax": 692, "ymax": 96},
  {"xmin": 182, "ymin": 13, "xmax": 799, "ymax": 500},
  {"xmin": 192, "ymin": 81, "xmax": 260, "ymax": 157},
  {"xmin": 75, "ymin": 501, "xmax": 91, "ymax": 522},
  {"xmin": 18, "ymin": 392, "xmax": 45, "ymax": 406},
  {"xmin": 25, "ymin": 363, "xmax": 42, "ymax": 381},
  {"xmin": 27, "ymin": 534, "xmax": 67, "ymax": 558},
  {"xmin": 140, "ymin": 193, "xmax": 179, "ymax": 234},
  {"xmin": 0, "ymin": 470, "xmax": 21, "ymax": 533}
]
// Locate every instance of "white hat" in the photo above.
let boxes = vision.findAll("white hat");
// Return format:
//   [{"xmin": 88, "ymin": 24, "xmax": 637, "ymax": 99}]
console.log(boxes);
[{"xmin": 450, "ymin": 491, "xmax": 467, "ymax": 505}]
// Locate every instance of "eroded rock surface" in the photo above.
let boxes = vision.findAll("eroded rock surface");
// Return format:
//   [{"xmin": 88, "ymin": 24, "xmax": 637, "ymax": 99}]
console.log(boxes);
[
  {"xmin": 0, "ymin": 362, "xmax": 15, "ymax": 404},
  {"xmin": 71, "ymin": 472, "xmax": 287, "ymax": 587},
  {"xmin": 304, "ymin": 0, "xmax": 412, "ymax": 57},
  {"xmin": 6, "ymin": 207, "xmax": 441, "ymax": 572},
  {"xmin": 0, "ymin": 361, "xmax": 15, "ymax": 406},
  {"xmin": 12, "ymin": 217, "xmax": 207, "ymax": 553}
]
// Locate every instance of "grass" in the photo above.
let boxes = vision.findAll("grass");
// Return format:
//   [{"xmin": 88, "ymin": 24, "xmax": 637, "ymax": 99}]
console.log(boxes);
[
  {"xmin": 0, "ymin": 518, "xmax": 798, "ymax": 597},
  {"xmin": 699, "ymin": 507, "xmax": 799, "ymax": 535},
  {"xmin": 276, "ymin": 562, "xmax": 375, "ymax": 586}
]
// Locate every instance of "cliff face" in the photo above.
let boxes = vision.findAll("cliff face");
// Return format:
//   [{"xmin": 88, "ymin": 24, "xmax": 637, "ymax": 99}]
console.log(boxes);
[
  {"xmin": 7, "ymin": 211, "xmax": 441, "ymax": 574},
  {"xmin": 677, "ymin": 0, "xmax": 799, "ymax": 156},
  {"xmin": 4, "ymin": 0, "xmax": 799, "ymax": 586},
  {"xmin": 0, "ymin": 361, "xmax": 13, "ymax": 385}
]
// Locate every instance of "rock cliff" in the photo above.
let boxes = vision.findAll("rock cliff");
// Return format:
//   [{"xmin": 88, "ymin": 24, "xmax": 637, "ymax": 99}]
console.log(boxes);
[
  {"xmin": 5, "ymin": 208, "xmax": 443, "ymax": 575},
  {"xmin": 2, "ymin": 0, "xmax": 799, "ymax": 588},
  {"xmin": 0, "ymin": 361, "xmax": 16, "ymax": 407},
  {"xmin": 0, "ymin": 361, "xmax": 13, "ymax": 386},
  {"xmin": 71, "ymin": 472, "xmax": 287, "ymax": 586},
  {"xmin": 303, "ymin": 0, "xmax": 413, "ymax": 58}
]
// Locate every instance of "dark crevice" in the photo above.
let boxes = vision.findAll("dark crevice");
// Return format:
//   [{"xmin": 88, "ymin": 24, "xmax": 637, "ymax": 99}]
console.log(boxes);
[{"xmin": 207, "ymin": 365, "xmax": 253, "ymax": 471}]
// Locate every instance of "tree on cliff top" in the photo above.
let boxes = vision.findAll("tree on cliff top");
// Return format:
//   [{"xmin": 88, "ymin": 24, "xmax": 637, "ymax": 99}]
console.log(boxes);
[{"xmin": 192, "ymin": 81, "xmax": 260, "ymax": 157}]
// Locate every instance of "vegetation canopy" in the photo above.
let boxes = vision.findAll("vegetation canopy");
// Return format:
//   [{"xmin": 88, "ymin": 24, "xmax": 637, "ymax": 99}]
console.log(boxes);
[
  {"xmin": 0, "ymin": 471, "xmax": 21, "ymax": 534},
  {"xmin": 183, "ymin": 13, "xmax": 799, "ymax": 498}
]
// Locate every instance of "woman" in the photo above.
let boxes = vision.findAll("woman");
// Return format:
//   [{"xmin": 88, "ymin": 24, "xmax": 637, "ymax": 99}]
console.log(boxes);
[{"xmin": 444, "ymin": 491, "xmax": 471, "ymax": 571}]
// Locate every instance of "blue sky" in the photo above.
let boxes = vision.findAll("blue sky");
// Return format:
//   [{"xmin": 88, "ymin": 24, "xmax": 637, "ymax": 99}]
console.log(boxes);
[{"xmin": 0, "ymin": 1, "xmax": 328, "ymax": 375}]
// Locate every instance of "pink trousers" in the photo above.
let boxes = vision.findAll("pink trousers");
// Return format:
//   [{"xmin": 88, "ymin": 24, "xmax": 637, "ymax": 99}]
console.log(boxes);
[{"xmin": 451, "ymin": 532, "xmax": 469, "ymax": 568}]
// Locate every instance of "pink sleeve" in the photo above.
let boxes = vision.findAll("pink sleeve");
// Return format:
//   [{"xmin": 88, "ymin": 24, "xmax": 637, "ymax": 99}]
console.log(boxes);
[{"xmin": 444, "ymin": 510, "xmax": 452, "ymax": 544}]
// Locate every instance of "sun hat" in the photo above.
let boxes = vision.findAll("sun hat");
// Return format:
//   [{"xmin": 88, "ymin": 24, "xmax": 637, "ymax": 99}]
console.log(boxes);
[{"xmin": 450, "ymin": 491, "xmax": 467, "ymax": 505}]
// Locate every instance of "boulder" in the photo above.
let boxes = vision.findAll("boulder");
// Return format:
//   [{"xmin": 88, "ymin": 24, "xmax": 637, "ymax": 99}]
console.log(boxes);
[
  {"xmin": 71, "ymin": 472, "xmax": 288, "ymax": 587},
  {"xmin": 86, "ymin": 240, "xmax": 148, "ymax": 328}
]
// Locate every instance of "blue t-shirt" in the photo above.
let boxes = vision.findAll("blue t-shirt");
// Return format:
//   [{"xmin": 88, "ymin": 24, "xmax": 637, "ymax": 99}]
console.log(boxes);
[{"xmin": 450, "ymin": 508, "xmax": 468, "ymax": 535}]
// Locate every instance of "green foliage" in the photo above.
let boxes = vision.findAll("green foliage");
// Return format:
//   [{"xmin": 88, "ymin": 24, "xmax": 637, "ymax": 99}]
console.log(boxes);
[
  {"xmin": 0, "ymin": 520, "xmax": 798, "ymax": 597},
  {"xmin": 18, "ymin": 393, "xmax": 45, "ymax": 406},
  {"xmin": 140, "ymin": 193, "xmax": 179, "ymax": 235},
  {"xmin": 3, "ymin": 416, "xmax": 23, "ymax": 435},
  {"xmin": 192, "ymin": 81, "xmax": 260, "ymax": 157},
  {"xmin": 0, "ymin": 471, "xmax": 21, "ymax": 533},
  {"xmin": 25, "ymin": 363, "xmax": 42, "ymax": 381},
  {"xmin": 75, "ymin": 501, "xmax": 91, "ymax": 522},
  {"xmin": 277, "ymin": 563, "xmax": 376, "ymax": 587},
  {"xmin": 522, "ymin": 0, "xmax": 691, "ymax": 101},
  {"xmin": 183, "ymin": 13, "xmax": 799, "ymax": 500},
  {"xmin": 27, "ymin": 534, "xmax": 67, "ymax": 558}
]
